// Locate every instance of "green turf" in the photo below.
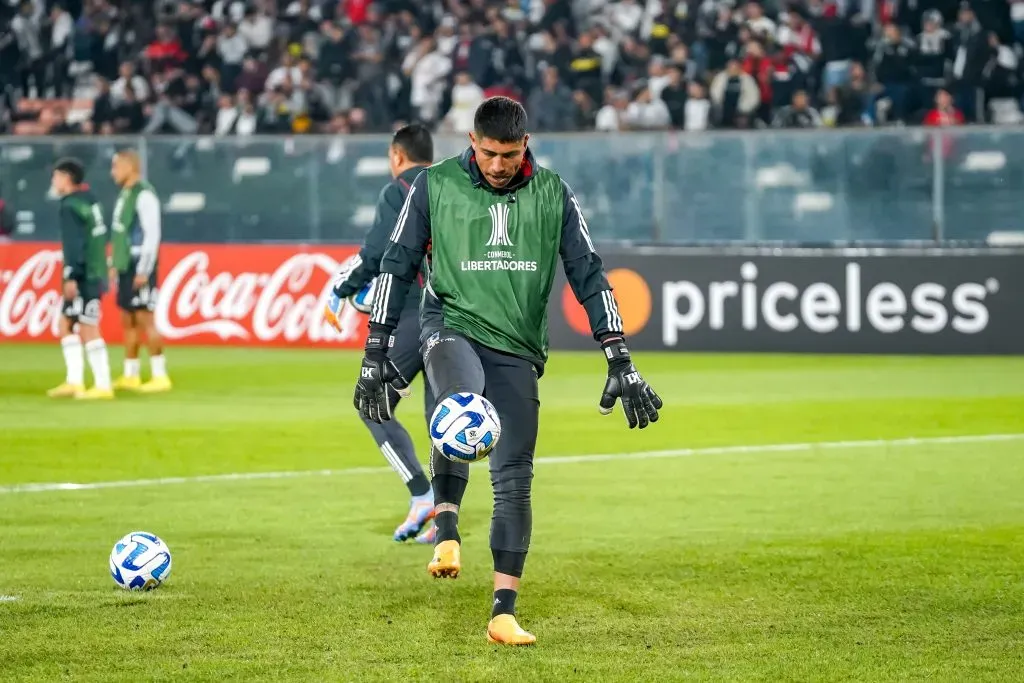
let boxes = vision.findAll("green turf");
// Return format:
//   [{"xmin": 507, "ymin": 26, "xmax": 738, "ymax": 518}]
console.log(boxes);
[{"xmin": 1, "ymin": 344, "xmax": 1023, "ymax": 681}]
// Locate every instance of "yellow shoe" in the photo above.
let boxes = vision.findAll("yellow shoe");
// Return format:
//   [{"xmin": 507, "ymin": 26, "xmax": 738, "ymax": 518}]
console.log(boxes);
[
  {"xmin": 486, "ymin": 614, "xmax": 536, "ymax": 646},
  {"xmin": 47, "ymin": 383, "xmax": 84, "ymax": 398},
  {"xmin": 427, "ymin": 540, "xmax": 461, "ymax": 579},
  {"xmin": 74, "ymin": 387, "xmax": 115, "ymax": 400},
  {"xmin": 113, "ymin": 375, "xmax": 142, "ymax": 391},
  {"xmin": 138, "ymin": 376, "xmax": 173, "ymax": 393}
]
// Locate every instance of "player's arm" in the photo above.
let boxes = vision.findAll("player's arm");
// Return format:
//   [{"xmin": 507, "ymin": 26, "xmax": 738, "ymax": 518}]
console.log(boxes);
[
  {"xmin": 558, "ymin": 180, "xmax": 662, "ymax": 429},
  {"xmin": 354, "ymin": 172, "xmax": 432, "ymax": 423},
  {"xmin": 134, "ymin": 189, "xmax": 161, "ymax": 278},
  {"xmin": 332, "ymin": 181, "xmax": 406, "ymax": 301}
]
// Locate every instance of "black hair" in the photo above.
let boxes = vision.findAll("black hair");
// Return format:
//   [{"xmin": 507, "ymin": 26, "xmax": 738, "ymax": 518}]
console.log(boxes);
[
  {"xmin": 473, "ymin": 96, "xmax": 527, "ymax": 143},
  {"xmin": 53, "ymin": 158, "xmax": 85, "ymax": 185},
  {"xmin": 391, "ymin": 123, "xmax": 434, "ymax": 164}
]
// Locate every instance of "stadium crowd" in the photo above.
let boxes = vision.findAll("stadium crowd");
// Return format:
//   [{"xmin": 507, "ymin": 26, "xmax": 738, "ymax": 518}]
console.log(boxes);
[{"xmin": 0, "ymin": 0, "xmax": 1022, "ymax": 137}]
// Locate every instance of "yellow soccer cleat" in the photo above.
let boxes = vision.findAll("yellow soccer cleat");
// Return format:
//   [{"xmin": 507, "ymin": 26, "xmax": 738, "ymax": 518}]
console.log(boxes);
[
  {"xmin": 427, "ymin": 540, "xmax": 461, "ymax": 579},
  {"xmin": 113, "ymin": 375, "xmax": 142, "ymax": 391},
  {"xmin": 74, "ymin": 387, "xmax": 115, "ymax": 400},
  {"xmin": 47, "ymin": 383, "xmax": 84, "ymax": 398},
  {"xmin": 138, "ymin": 376, "xmax": 173, "ymax": 393},
  {"xmin": 486, "ymin": 614, "xmax": 536, "ymax": 646}
]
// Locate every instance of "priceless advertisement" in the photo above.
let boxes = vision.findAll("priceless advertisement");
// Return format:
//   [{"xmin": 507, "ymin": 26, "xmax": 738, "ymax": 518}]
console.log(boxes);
[
  {"xmin": 0, "ymin": 242, "xmax": 366, "ymax": 347},
  {"xmin": 554, "ymin": 251, "xmax": 1023, "ymax": 354}
]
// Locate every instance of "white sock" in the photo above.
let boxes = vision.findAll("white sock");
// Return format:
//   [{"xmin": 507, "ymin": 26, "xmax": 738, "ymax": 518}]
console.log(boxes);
[
  {"xmin": 150, "ymin": 354, "xmax": 167, "ymax": 379},
  {"xmin": 124, "ymin": 358, "xmax": 141, "ymax": 378},
  {"xmin": 84, "ymin": 339, "xmax": 112, "ymax": 390},
  {"xmin": 61, "ymin": 335, "xmax": 84, "ymax": 385}
]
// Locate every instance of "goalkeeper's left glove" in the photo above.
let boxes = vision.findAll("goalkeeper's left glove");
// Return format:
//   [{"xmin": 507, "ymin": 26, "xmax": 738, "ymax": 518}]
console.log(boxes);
[{"xmin": 598, "ymin": 336, "xmax": 663, "ymax": 429}]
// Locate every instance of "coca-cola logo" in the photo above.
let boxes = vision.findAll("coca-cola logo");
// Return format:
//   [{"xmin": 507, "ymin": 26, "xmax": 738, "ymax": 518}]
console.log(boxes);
[
  {"xmin": 0, "ymin": 249, "xmax": 63, "ymax": 339},
  {"xmin": 155, "ymin": 251, "xmax": 364, "ymax": 343}
]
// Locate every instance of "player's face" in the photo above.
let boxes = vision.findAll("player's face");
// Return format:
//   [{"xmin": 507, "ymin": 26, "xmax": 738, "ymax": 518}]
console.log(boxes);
[
  {"xmin": 470, "ymin": 133, "xmax": 529, "ymax": 188},
  {"xmin": 111, "ymin": 155, "xmax": 129, "ymax": 186},
  {"xmin": 51, "ymin": 170, "xmax": 72, "ymax": 196}
]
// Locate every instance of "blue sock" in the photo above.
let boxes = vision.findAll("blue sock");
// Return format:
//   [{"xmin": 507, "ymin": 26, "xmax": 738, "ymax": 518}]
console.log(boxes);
[{"xmin": 412, "ymin": 486, "xmax": 433, "ymax": 505}]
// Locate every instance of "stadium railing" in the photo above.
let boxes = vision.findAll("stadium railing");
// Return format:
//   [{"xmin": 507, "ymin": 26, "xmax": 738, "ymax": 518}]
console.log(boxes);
[{"xmin": 2, "ymin": 128, "xmax": 1022, "ymax": 246}]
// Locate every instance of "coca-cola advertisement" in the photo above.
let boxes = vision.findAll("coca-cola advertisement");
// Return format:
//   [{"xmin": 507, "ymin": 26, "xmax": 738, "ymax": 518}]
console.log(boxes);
[{"xmin": 0, "ymin": 243, "xmax": 366, "ymax": 348}]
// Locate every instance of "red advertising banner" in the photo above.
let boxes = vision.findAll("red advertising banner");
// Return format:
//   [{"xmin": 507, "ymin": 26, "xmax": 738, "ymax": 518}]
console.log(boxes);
[{"xmin": 0, "ymin": 242, "xmax": 366, "ymax": 348}]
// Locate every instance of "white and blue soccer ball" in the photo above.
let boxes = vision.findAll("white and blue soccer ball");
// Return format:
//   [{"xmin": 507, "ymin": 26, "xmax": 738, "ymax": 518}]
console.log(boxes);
[
  {"xmin": 430, "ymin": 392, "xmax": 501, "ymax": 463},
  {"xmin": 348, "ymin": 278, "xmax": 377, "ymax": 314},
  {"xmin": 109, "ymin": 531, "xmax": 172, "ymax": 591}
]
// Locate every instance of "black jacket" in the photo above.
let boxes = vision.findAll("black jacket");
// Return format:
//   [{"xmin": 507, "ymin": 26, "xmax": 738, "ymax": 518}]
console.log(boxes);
[
  {"xmin": 332, "ymin": 165, "xmax": 427, "ymax": 311},
  {"xmin": 368, "ymin": 148, "xmax": 622, "ymax": 365}
]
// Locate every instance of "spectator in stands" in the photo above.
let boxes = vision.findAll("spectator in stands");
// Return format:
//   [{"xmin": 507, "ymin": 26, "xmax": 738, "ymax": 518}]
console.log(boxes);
[
  {"xmin": 111, "ymin": 61, "xmax": 149, "ymax": 104},
  {"xmin": 951, "ymin": 3, "xmax": 990, "ymax": 122},
  {"xmin": 834, "ymin": 61, "xmax": 873, "ymax": 125},
  {"xmin": 711, "ymin": 59, "xmax": 759, "ymax": 128},
  {"xmin": 660, "ymin": 65, "xmax": 687, "ymax": 128},
  {"xmin": 49, "ymin": 3, "xmax": 74, "ymax": 98},
  {"xmin": 113, "ymin": 84, "xmax": 144, "ymax": 133},
  {"xmin": 12, "ymin": 0, "xmax": 44, "ymax": 97},
  {"xmin": 403, "ymin": 36, "xmax": 451, "ymax": 125},
  {"xmin": 684, "ymin": 80, "xmax": 712, "ymax": 131},
  {"xmin": 217, "ymin": 22, "xmax": 248, "ymax": 89},
  {"xmin": 569, "ymin": 30, "xmax": 604, "ymax": 106},
  {"xmin": 90, "ymin": 75, "xmax": 115, "ymax": 131},
  {"xmin": 625, "ymin": 84, "xmax": 671, "ymax": 130},
  {"xmin": 235, "ymin": 53, "xmax": 267, "ymax": 96},
  {"xmin": 239, "ymin": 4, "xmax": 273, "ymax": 53},
  {"xmin": 873, "ymin": 23, "xmax": 917, "ymax": 123},
  {"xmin": 923, "ymin": 87, "xmax": 965, "ymax": 127},
  {"xmin": 916, "ymin": 10, "xmax": 953, "ymax": 120},
  {"xmin": 773, "ymin": 89, "xmax": 824, "ymax": 128},
  {"xmin": 595, "ymin": 87, "xmax": 629, "ymax": 131},
  {"xmin": 529, "ymin": 65, "xmax": 577, "ymax": 131},
  {"xmin": 444, "ymin": 71, "xmax": 485, "ymax": 133}
]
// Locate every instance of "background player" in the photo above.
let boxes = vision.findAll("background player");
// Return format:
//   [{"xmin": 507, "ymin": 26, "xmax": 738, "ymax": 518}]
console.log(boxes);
[
  {"xmin": 354, "ymin": 98, "xmax": 662, "ymax": 645},
  {"xmin": 47, "ymin": 158, "xmax": 114, "ymax": 400},
  {"xmin": 109, "ymin": 150, "xmax": 171, "ymax": 393},
  {"xmin": 327, "ymin": 124, "xmax": 437, "ymax": 543}
]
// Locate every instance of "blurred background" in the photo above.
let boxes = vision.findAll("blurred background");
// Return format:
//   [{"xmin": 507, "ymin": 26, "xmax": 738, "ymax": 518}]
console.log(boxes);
[{"xmin": 0, "ymin": 0, "xmax": 1022, "ymax": 247}]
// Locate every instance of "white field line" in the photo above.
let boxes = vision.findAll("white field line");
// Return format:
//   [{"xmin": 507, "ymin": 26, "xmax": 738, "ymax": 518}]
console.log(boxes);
[{"xmin": 1, "ymin": 433, "xmax": 1022, "ymax": 496}]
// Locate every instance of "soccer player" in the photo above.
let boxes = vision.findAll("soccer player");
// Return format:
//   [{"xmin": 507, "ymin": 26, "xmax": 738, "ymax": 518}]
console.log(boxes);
[
  {"xmin": 328, "ymin": 124, "xmax": 437, "ymax": 543},
  {"xmin": 353, "ymin": 97, "xmax": 663, "ymax": 645},
  {"xmin": 47, "ymin": 158, "xmax": 114, "ymax": 400},
  {"xmin": 109, "ymin": 149, "xmax": 171, "ymax": 393}
]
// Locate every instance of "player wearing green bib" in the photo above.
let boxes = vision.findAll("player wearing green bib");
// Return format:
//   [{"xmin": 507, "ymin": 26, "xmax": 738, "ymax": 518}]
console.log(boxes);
[
  {"xmin": 110, "ymin": 150, "xmax": 171, "ymax": 393},
  {"xmin": 47, "ymin": 158, "xmax": 114, "ymax": 400},
  {"xmin": 353, "ymin": 98, "xmax": 663, "ymax": 645}
]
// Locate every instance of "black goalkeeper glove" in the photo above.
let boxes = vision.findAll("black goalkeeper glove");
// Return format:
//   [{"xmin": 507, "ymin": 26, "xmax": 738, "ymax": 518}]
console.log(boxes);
[
  {"xmin": 353, "ymin": 330, "xmax": 410, "ymax": 424},
  {"xmin": 598, "ymin": 336, "xmax": 663, "ymax": 429}
]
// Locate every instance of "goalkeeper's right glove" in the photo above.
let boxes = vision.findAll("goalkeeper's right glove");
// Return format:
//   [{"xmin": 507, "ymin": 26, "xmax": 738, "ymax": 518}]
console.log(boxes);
[{"xmin": 353, "ymin": 330, "xmax": 410, "ymax": 424}]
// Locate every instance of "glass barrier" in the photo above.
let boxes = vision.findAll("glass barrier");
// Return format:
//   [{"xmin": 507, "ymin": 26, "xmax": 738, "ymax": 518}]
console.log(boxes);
[{"xmin": 2, "ymin": 129, "xmax": 1020, "ymax": 245}]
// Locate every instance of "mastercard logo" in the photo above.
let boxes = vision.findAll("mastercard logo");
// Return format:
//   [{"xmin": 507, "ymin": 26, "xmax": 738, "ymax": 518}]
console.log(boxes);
[{"xmin": 562, "ymin": 268, "xmax": 652, "ymax": 336}]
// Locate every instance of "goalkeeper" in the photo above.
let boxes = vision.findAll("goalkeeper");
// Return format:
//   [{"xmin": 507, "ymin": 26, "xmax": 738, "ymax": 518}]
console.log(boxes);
[
  {"xmin": 328, "ymin": 123, "xmax": 437, "ymax": 544},
  {"xmin": 354, "ymin": 97, "xmax": 662, "ymax": 646}
]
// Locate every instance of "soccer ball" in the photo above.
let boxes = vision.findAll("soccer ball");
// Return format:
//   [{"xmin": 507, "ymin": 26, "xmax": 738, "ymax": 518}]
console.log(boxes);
[
  {"xmin": 109, "ymin": 531, "xmax": 172, "ymax": 591},
  {"xmin": 430, "ymin": 392, "xmax": 501, "ymax": 463}
]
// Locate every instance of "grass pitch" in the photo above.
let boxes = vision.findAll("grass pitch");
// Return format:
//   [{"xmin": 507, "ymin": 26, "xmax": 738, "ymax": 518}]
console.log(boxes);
[{"xmin": 1, "ymin": 344, "xmax": 1023, "ymax": 681}]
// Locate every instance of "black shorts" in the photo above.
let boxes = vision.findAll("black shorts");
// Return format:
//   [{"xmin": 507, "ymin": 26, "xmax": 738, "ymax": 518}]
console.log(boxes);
[
  {"xmin": 61, "ymin": 279, "xmax": 104, "ymax": 326},
  {"xmin": 117, "ymin": 267, "xmax": 159, "ymax": 313}
]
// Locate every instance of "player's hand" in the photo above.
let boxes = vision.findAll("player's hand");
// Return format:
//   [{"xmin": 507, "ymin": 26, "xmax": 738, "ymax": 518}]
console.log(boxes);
[
  {"xmin": 133, "ymin": 273, "xmax": 147, "ymax": 290},
  {"xmin": 598, "ymin": 337, "xmax": 663, "ymax": 429},
  {"xmin": 63, "ymin": 279, "xmax": 78, "ymax": 300},
  {"xmin": 353, "ymin": 331, "xmax": 411, "ymax": 423}
]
